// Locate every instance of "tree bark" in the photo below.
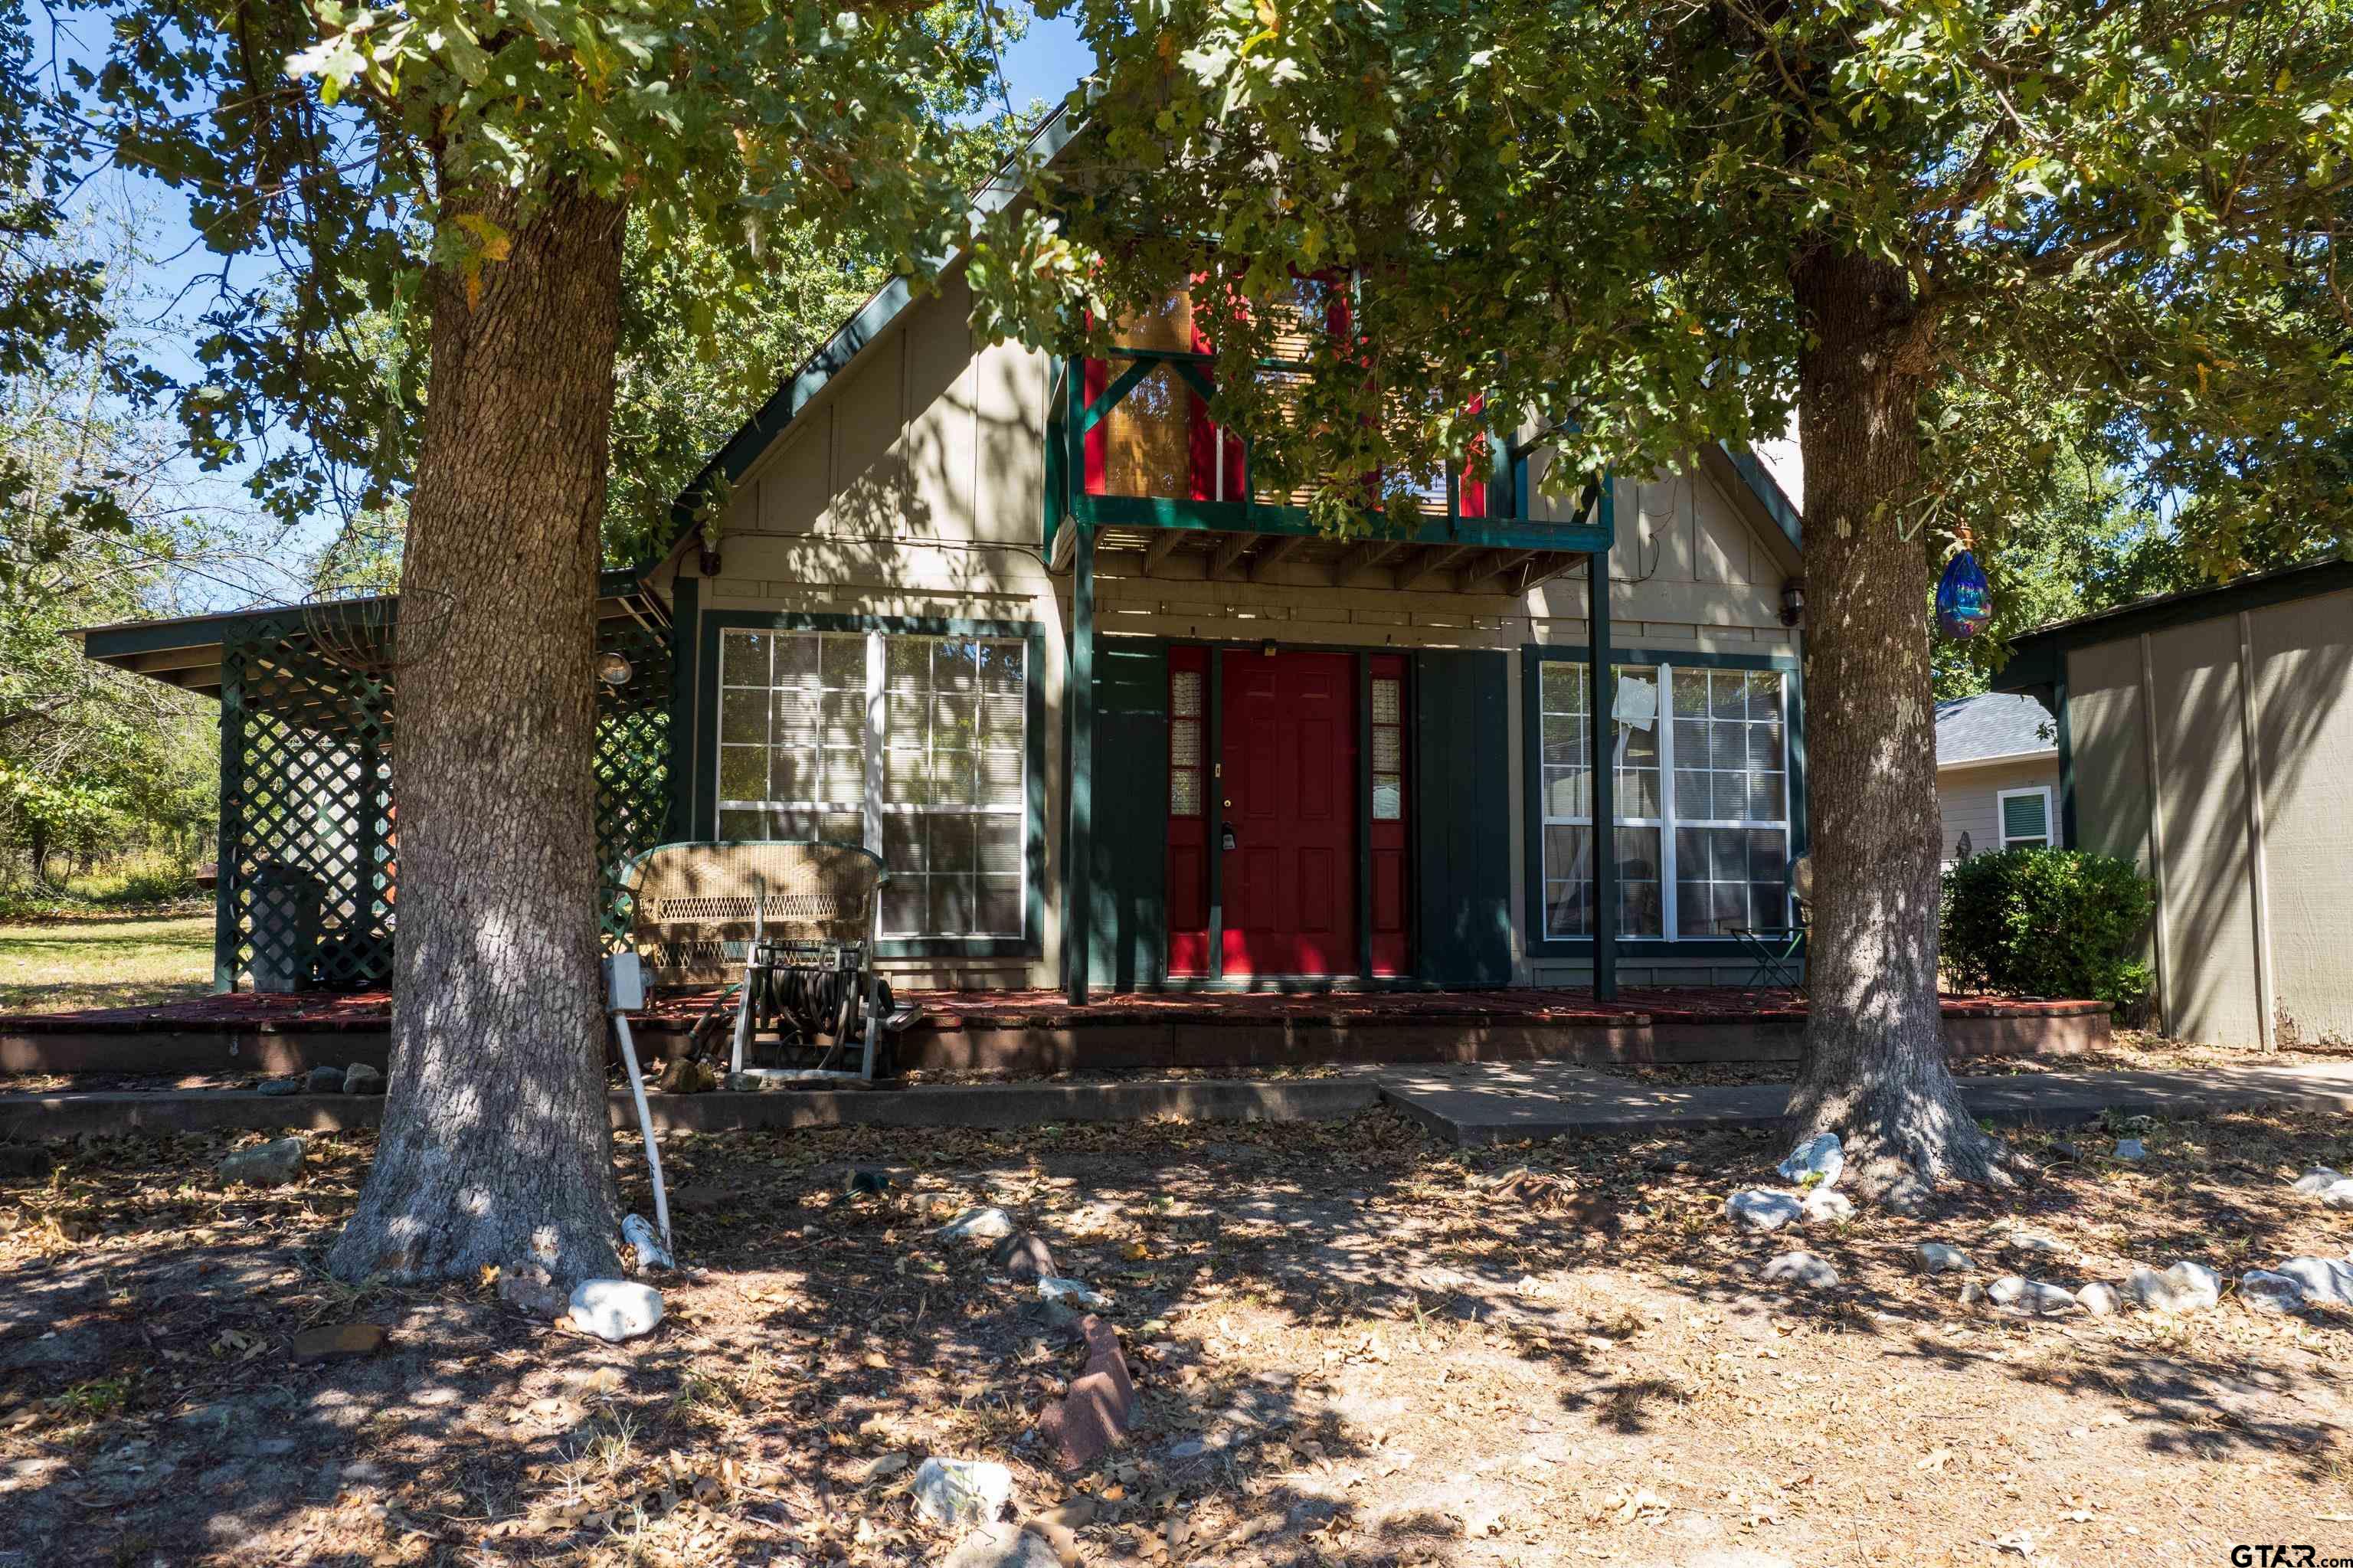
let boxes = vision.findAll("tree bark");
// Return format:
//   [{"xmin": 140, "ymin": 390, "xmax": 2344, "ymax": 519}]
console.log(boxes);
[
  {"xmin": 1782, "ymin": 245, "xmax": 2013, "ymax": 1209},
  {"xmin": 329, "ymin": 178, "xmax": 629, "ymax": 1288}
]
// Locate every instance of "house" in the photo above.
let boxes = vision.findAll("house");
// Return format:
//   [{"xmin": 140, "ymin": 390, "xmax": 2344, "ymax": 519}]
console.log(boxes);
[
  {"xmin": 71, "ymin": 114, "xmax": 1815, "ymax": 1004},
  {"xmin": 1992, "ymin": 557, "xmax": 2353, "ymax": 1048},
  {"xmin": 1933, "ymin": 692, "xmax": 2060, "ymax": 866}
]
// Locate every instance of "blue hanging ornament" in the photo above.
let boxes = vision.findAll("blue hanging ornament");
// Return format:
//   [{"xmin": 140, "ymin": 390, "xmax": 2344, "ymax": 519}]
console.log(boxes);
[{"xmin": 1936, "ymin": 549, "xmax": 1992, "ymax": 639}]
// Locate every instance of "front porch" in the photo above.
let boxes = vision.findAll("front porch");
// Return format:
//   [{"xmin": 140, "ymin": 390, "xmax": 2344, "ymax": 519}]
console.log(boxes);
[{"xmin": 0, "ymin": 984, "xmax": 2111, "ymax": 1082}]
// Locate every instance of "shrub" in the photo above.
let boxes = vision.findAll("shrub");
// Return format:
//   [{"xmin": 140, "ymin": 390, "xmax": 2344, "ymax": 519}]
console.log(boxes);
[{"xmin": 1941, "ymin": 847, "xmax": 2156, "ymax": 1009}]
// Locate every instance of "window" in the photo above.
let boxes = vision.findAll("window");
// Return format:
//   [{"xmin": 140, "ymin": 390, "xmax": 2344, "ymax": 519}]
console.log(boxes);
[
  {"xmin": 1168, "ymin": 666, "xmax": 1205, "ymax": 817},
  {"xmin": 1998, "ymin": 786, "xmax": 2052, "ymax": 849},
  {"xmin": 1537, "ymin": 659, "xmax": 1792, "ymax": 941},
  {"xmin": 716, "ymin": 628, "xmax": 1027, "ymax": 939},
  {"xmin": 1370, "ymin": 673, "xmax": 1405, "ymax": 820}
]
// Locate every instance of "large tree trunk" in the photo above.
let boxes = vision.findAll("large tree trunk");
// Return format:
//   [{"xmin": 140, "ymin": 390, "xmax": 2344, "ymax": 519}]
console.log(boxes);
[
  {"xmin": 329, "ymin": 178, "xmax": 629, "ymax": 1288},
  {"xmin": 1782, "ymin": 246, "xmax": 2013, "ymax": 1209}
]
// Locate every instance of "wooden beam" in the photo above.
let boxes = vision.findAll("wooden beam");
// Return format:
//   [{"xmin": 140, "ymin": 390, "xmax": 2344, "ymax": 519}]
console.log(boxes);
[
  {"xmin": 1209, "ymin": 533, "xmax": 1255, "ymax": 578},
  {"xmin": 1396, "ymin": 543, "xmax": 1474, "ymax": 591},
  {"xmin": 1333, "ymin": 539, "xmax": 1402, "ymax": 586},
  {"xmin": 1460, "ymin": 548, "xmax": 1543, "ymax": 593},
  {"xmin": 1141, "ymin": 532, "xmax": 1185, "ymax": 578},
  {"xmin": 1248, "ymin": 535, "xmax": 1307, "ymax": 582}
]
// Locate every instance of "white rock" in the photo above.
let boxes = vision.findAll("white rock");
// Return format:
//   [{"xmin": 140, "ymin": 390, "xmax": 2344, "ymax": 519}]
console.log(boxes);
[
  {"xmin": 1759, "ymin": 1252, "xmax": 1840, "ymax": 1290},
  {"xmin": 2240, "ymin": 1270, "xmax": 2306, "ymax": 1314},
  {"xmin": 2078, "ymin": 1282, "xmax": 2122, "ymax": 1318},
  {"xmin": 2123, "ymin": 1260, "xmax": 2220, "ymax": 1313},
  {"xmin": 938, "ymin": 1207, "xmax": 1017, "ymax": 1242},
  {"xmin": 911, "ymin": 1456, "xmax": 1014, "ymax": 1529},
  {"xmin": 2003, "ymin": 1231, "xmax": 2069, "ymax": 1261},
  {"xmin": 1987, "ymin": 1275, "xmax": 2078, "ymax": 1316},
  {"xmin": 1777, "ymin": 1133, "xmax": 1844, "ymax": 1189},
  {"xmin": 622, "ymin": 1213, "xmax": 673, "ymax": 1272},
  {"xmin": 1035, "ymin": 1276, "xmax": 1104, "ymax": 1308},
  {"xmin": 1798, "ymin": 1188, "xmax": 1855, "ymax": 1224},
  {"xmin": 1918, "ymin": 1242, "xmax": 1976, "ymax": 1275},
  {"xmin": 568, "ymin": 1279, "xmax": 664, "ymax": 1341},
  {"xmin": 215, "ymin": 1136, "xmax": 308, "ymax": 1188},
  {"xmin": 1725, "ymin": 1190, "xmax": 1803, "ymax": 1232},
  {"xmin": 2110, "ymin": 1138, "xmax": 2146, "ymax": 1161},
  {"xmin": 2273, "ymin": 1257, "xmax": 2353, "ymax": 1309},
  {"xmin": 2290, "ymin": 1167, "xmax": 2344, "ymax": 1194},
  {"xmin": 2322, "ymin": 1179, "xmax": 2353, "ymax": 1211}
]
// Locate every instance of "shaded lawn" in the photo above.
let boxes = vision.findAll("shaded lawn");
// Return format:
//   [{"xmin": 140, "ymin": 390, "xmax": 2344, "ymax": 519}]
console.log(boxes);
[
  {"xmin": 0, "ymin": 915, "xmax": 214, "ymax": 1014},
  {"xmin": 0, "ymin": 1108, "xmax": 2348, "ymax": 1566}
]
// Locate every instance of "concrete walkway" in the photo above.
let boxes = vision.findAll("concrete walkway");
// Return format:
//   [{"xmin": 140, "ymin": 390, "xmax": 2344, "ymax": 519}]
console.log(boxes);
[
  {"xmin": 1373, "ymin": 1059, "xmax": 2353, "ymax": 1144},
  {"xmin": 2, "ymin": 1059, "xmax": 2348, "ymax": 1145}
]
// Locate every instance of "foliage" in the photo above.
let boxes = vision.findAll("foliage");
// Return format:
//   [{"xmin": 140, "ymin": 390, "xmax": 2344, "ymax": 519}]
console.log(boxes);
[
  {"xmin": 75, "ymin": 0, "xmax": 1015, "ymax": 537},
  {"xmin": 1941, "ymin": 847, "xmax": 2156, "ymax": 1009},
  {"xmin": 967, "ymin": 0, "xmax": 2352, "ymax": 548}
]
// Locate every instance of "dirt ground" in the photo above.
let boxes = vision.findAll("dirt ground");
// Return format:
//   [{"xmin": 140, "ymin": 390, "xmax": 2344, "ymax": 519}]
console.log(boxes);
[
  {"xmin": 1591, "ymin": 1029, "xmax": 2353, "ymax": 1087},
  {"xmin": 2, "ymin": 1106, "xmax": 2348, "ymax": 1568}
]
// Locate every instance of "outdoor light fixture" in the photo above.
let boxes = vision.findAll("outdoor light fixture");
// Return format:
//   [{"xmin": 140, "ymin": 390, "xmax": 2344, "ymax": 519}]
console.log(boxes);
[
  {"xmin": 1261, "ymin": 637, "xmax": 1278, "ymax": 657},
  {"xmin": 1779, "ymin": 580, "xmax": 1805, "ymax": 627},
  {"xmin": 597, "ymin": 651, "xmax": 633, "ymax": 686}
]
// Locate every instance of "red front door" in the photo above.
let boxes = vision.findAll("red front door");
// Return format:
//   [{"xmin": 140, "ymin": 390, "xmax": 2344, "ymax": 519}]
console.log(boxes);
[{"xmin": 1219, "ymin": 650, "xmax": 1358, "ymax": 975}]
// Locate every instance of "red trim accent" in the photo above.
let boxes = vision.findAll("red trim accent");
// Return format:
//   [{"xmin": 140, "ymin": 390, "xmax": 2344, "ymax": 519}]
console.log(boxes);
[
  {"xmin": 1459, "ymin": 394, "xmax": 1488, "ymax": 518},
  {"xmin": 1082, "ymin": 349, "xmax": 1108, "ymax": 494}
]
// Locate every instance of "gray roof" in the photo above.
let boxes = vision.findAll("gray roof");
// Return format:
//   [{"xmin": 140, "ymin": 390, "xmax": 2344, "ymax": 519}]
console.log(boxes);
[{"xmin": 1936, "ymin": 692, "xmax": 2056, "ymax": 765}]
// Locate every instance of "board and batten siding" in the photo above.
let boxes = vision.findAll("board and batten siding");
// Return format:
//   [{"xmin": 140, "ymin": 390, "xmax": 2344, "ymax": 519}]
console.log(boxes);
[
  {"xmin": 1936, "ymin": 755, "xmax": 2060, "ymax": 866},
  {"xmin": 656, "ymin": 264, "xmax": 1805, "ymax": 990},
  {"xmin": 2057, "ymin": 581, "xmax": 2353, "ymax": 1047}
]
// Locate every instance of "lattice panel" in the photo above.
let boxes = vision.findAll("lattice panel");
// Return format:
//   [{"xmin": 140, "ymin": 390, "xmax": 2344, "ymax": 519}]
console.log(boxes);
[
  {"xmin": 214, "ymin": 606, "xmax": 674, "ymax": 990},
  {"xmin": 594, "ymin": 614, "xmax": 673, "ymax": 945},
  {"xmin": 218, "ymin": 614, "xmax": 397, "ymax": 991}
]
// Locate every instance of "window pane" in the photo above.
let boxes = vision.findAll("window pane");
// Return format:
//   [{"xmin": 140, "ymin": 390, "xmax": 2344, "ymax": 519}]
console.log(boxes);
[
  {"xmin": 1098, "ymin": 363, "xmax": 1197, "ymax": 499},
  {"xmin": 1372, "ymin": 777, "xmax": 1402, "ymax": 821},
  {"xmin": 720, "ymin": 689, "xmax": 768, "ymax": 743},
  {"xmin": 977, "ymin": 877, "xmax": 1022, "ymax": 935},
  {"xmin": 979, "ymin": 817, "xmax": 1023, "ymax": 874},
  {"xmin": 718, "ymin": 808, "xmax": 765, "ymax": 840},
  {"xmin": 1540, "ymin": 661, "xmax": 1586, "ymax": 715},
  {"xmin": 1672, "ymin": 669, "xmax": 1708, "ymax": 715},
  {"xmin": 887, "ymin": 637, "xmax": 931, "ymax": 692},
  {"xmin": 882, "ymin": 813, "xmax": 925, "ymax": 871},
  {"xmin": 718, "ymin": 745, "xmax": 767, "ymax": 802},
  {"xmin": 882, "ymin": 881, "xmax": 925, "ymax": 934},
  {"xmin": 720, "ymin": 631, "xmax": 771, "ymax": 687},
  {"xmin": 1541, "ymin": 764, "xmax": 1589, "ymax": 820},
  {"xmin": 928, "ymin": 876, "xmax": 976, "ymax": 936},
  {"xmin": 979, "ymin": 642, "xmax": 1024, "ymax": 696},
  {"xmin": 1170, "ymin": 718, "xmax": 1202, "ymax": 768},
  {"xmin": 977, "ymin": 751, "xmax": 1023, "ymax": 810},
  {"xmin": 928, "ymin": 816, "xmax": 977, "ymax": 874},
  {"xmin": 1541, "ymin": 712, "xmax": 1585, "ymax": 764},
  {"xmin": 1172, "ymin": 669, "xmax": 1203, "ymax": 718},
  {"xmin": 1171, "ymin": 769, "xmax": 1202, "ymax": 817},
  {"xmin": 1372, "ymin": 728, "xmax": 1402, "ymax": 772},
  {"xmin": 934, "ymin": 641, "xmax": 980, "ymax": 693},
  {"xmin": 1372, "ymin": 677, "xmax": 1402, "ymax": 725}
]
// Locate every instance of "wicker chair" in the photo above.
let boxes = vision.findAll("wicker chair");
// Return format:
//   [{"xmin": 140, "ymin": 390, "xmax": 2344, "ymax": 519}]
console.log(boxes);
[{"xmin": 618, "ymin": 840, "xmax": 894, "ymax": 1082}]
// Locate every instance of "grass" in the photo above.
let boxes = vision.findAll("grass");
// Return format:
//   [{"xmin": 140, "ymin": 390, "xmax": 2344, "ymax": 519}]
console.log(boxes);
[{"xmin": 0, "ymin": 914, "xmax": 214, "ymax": 1013}]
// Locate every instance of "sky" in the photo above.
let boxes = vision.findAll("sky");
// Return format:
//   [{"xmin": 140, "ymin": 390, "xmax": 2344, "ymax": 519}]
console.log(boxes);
[{"xmin": 40, "ymin": 8, "xmax": 1099, "ymax": 614}]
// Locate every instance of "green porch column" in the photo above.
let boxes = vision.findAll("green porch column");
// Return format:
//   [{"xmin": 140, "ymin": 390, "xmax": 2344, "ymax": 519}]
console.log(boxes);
[
  {"xmin": 1589, "ymin": 544, "xmax": 1617, "ymax": 1000},
  {"xmin": 1065, "ymin": 520, "xmax": 1097, "ymax": 1004},
  {"xmin": 213, "ymin": 651, "xmax": 244, "ymax": 993}
]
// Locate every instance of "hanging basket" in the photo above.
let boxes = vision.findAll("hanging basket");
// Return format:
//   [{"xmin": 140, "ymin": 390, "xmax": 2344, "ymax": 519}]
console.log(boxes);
[{"xmin": 301, "ymin": 584, "xmax": 454, "ymax": 676}]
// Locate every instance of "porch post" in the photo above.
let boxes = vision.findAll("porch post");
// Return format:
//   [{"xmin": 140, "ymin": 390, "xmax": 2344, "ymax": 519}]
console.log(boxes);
[
  {"xmin": 213, "ymin": 650, "xmax": 244, "ymax": 993},
  {"xmin": 1588, "ymin": 545, "xmax": 1617, "ymax": 1000},
  {"xmin": 1065, "ymin": 519, "xmax": 1097, "ymax": 1004}
]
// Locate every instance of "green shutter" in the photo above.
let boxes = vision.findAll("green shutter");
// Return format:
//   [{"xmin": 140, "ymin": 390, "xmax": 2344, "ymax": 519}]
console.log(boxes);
[
  {"xmin": 1088, "ymin": 641, "xmax": 1170, "ymax": 989},
  {"xmin": 2002, "ymin": 790, "xmax": 2050, "ymax": 846},
  {"xmin": 1413, "ymin": 650, "xmax": 1514, "ymax": 984}
]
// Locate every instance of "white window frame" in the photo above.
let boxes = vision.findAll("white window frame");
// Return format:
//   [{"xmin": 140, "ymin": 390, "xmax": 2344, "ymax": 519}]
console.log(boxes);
[
  {"xmin": 1536, "ymin": 657, "xmax": 1795, "ymax": 942},
  {"xmin": 715, "ymin": 627, "xmax": 1029, "ymax": 941},
  {"xmin": 1996, "ymin": 784, "xmax": 2054, "ymax": 849}
]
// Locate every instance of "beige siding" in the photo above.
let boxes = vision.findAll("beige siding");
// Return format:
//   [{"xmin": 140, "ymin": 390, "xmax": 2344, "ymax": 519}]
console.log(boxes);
[
  {"xmin": 2247, "ymin": 589, "xmax": 2353, "ymax": 1044},
  {"xmin": 2065, "ymin": 639, "xmax": 2152, "ymax": 869},
  {"xmin": 673, "ymin": 269, "xmax": 1804, "ymax": 990},
  {"xmin": 2145, "ymin": 619, "xmax": 2263, "ymax": 1046},
  {"xmin": 1935, "ymin": 755, "xmax": 2059, "ymax": 866}
]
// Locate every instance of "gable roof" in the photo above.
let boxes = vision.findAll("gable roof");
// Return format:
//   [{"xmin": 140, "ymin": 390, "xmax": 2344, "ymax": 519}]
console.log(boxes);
[
  {"xmin": 664, "ymin": 103, "xmax": 1806, "ymax": 554},
  {"xmin": 1936, "ymin": 691, "xmax": 2054, "ymax": 767}
]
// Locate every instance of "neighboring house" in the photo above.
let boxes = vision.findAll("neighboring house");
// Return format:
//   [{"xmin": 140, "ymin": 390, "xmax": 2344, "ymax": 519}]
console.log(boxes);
[
  {"xmin": 70, "ymin": 111, "xmax": 1815, "ymax": 1000},
  {"xmin": 1994, "ymin": 558, "xmax": 2353, "ymax": 1048},
  {"xmin": 1933, "ymin": 692, "xmax": 2060, "ymax": 866}
]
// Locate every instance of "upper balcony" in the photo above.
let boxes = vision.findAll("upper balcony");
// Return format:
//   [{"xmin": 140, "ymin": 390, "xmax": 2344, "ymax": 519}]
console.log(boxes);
[{"xmin": 1042, "ymin": 284, "xmax": 1612, "ymax": 591}]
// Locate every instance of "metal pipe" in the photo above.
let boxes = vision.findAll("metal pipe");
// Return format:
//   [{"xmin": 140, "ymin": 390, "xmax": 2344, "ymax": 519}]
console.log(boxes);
[{"xmin": 612, "ymin": 1012, "xmax": 672, "ymax": 1259}]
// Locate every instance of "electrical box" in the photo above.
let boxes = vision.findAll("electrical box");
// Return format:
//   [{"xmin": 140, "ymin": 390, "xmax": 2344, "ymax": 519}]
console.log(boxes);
[{"xmin": 603, "ymin": 952, "xmax": 645, "ymax": 1012}]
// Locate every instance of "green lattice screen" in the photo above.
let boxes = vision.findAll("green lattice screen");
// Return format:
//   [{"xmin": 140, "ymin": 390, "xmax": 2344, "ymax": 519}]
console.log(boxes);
[{"xmin": 214, "ymin": 607, "xmax": 673, "ymax": 991}]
